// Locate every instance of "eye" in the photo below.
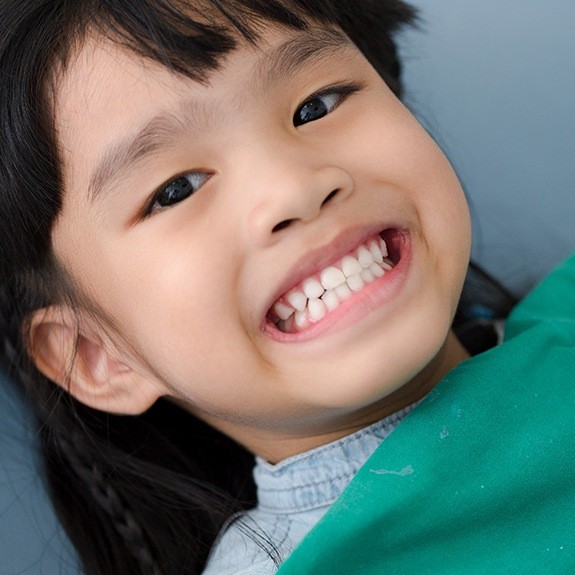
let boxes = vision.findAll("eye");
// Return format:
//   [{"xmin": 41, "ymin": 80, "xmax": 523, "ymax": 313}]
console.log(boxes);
[
  {"xmin": 293, "ymin": 83, "xmax": 363, "ymax": 127},
  {"xmin": 145, "ymin": 171, "xmax": 211, "ymax": 215}
]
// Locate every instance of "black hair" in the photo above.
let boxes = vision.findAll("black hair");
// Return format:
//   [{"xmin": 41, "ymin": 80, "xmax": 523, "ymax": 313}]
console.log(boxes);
[
  {"xmin": 0, "ymin": 1, "xmax": 418, "ymax": 573},
  {"xmin": 454, "ymin": 261, "xmax": 517, "ymax": 355}
]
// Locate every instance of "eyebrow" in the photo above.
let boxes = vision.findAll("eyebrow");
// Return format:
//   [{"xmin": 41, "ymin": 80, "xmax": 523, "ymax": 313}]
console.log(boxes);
[
  {"xmin": 88, "ymin": 28, "xmax": 352, "ymax": 204},
  {"xmin": 252, "ymin": 27, "xmax": 352, "ymax": 93},
  {"xmin": 87, "ymin": 102, "xmax": 211, "ymax": 204}
]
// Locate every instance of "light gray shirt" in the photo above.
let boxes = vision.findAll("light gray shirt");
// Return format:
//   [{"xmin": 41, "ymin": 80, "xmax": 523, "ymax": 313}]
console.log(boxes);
[{"xmin": 202, "ymin": 403, "xmax": 417, "ymax": 575}]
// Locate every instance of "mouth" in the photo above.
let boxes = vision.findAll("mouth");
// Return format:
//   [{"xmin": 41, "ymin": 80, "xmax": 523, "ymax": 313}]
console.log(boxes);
[{"xmin": 264, "ymin": 228, "xmax": 407, "ymax": 338}]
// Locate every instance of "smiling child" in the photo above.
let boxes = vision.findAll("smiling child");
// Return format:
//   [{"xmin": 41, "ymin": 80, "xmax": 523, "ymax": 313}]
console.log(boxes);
[{"xmin": 0, "ymin": 1, "xmax": 573, "ymax": 574}]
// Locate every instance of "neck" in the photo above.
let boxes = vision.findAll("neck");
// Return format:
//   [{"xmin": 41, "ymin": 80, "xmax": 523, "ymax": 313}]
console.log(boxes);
[{"xmin": 202, "ymin": 330, "xmax": 470, "ymax": 464}]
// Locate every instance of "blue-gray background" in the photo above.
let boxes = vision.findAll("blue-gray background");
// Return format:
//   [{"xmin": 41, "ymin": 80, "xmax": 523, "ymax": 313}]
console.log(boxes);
[{"xmin": 1, "ymin": 1, "xmax": 574, "ymax": 572}]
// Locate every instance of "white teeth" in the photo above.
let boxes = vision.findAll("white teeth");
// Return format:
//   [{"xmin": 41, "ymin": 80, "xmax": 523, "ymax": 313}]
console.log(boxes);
[
  {"xmin": 320, "ymin": 266, "xmax": 346, "ymax": 290},
  {"xmin": 357, "ymin": 246, "xmax": 374, "ymax": 268},
  {"xmin": 302, "ymin": 277, "xmax": 324, "ymax": 299},
  {"xmin": 347, "ymin": 274, "xmax": 365, "ymax": 292},
  {"xmin": 321, "ymin": 289, "xmax": 339, "ymax": 311},
  {"xmin": 341, "ymin": 255, "xmax": 363, "ymax": 277},
  {"xmin": 308, "ymin": 298, "xmax": 327, "ymax": 322},
  {"xmin": 273, "ymin": 235, "xmax": 396, "ymax": 333},
  {"xmin": 295, "ymin": 310, "xmax": 309, "ymax": 329},
  {"xmin": 369, "ymin": 240, "xmax": 384, "ymax": 264},
  {"xmin": 379, "ymin": 238, "xmax": 388, "ymax": 258},
  {"xmin": 361, "ymin": 269, "xmax": 375, "ymax": 284},
  {"xmin": 336, "ymin": 283, "xmax": 353, "ymax": 301},
  {"xmin": 273, "ymin": 301, "xmax": 295, "ymax": 320},
  {"xmin": 286, "ymin": 290, "xmax": 307, "ymax": 312}
]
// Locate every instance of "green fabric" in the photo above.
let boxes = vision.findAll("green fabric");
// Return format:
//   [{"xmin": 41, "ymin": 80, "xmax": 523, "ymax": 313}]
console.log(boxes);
[{"xmin": 278, "ymin": 253, "xmax": 575, "ymax": 574}]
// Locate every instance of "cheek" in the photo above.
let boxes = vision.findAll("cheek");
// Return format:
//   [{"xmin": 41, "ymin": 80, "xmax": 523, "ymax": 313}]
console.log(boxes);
[
  {"xmin": 59, "ymin": 221, "xmax": 236, "ymax": 359},
  {"xmin": 109, "ymin": 245, "xmax": 228, "ymax": 339},
  {"xmin": 381, "ymin": 105, "xmax": 470, "ymax": 241},
  {"xmin": 348, "ymin": 100, "xmax": 470, "ymax": 246},
  {"xmin": 352, "ymin": 99, "xmax": 471, "ymax": 304}
]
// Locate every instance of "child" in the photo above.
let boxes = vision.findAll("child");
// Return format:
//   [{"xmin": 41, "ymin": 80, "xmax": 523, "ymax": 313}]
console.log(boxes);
[{"xmin": 0, "ymin": 1, "xmax": 572, "ymax": 575}]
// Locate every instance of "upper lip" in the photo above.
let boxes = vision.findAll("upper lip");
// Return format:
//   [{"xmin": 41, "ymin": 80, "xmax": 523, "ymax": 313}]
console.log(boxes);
[{"xmin": 261, "ymin": 222, "xmax": 400, "ymax": 324}]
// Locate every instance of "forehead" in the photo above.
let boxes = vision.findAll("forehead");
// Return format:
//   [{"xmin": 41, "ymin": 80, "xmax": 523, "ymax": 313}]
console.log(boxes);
[{"xmin": 56, "ymin": 23, "xmax": 351, "ymax": 107}]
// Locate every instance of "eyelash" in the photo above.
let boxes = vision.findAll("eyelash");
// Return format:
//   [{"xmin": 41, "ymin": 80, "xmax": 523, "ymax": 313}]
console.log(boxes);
[
  {"xmin": 143, "ymin": 82, "xmax": 364, "ymax": 217},
  {"xmin": 293, "ymin": 82, "xmax": 364, "ymax": 127}
]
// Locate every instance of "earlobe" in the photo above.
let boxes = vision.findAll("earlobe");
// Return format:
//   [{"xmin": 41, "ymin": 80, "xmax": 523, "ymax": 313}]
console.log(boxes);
[{"xmin": 27, "ymin": 306, "xmax": 162, "ymax": 415}]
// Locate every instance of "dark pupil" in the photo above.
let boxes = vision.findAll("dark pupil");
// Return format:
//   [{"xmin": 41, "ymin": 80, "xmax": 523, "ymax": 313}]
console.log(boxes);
[
  {"xmin": 158, "ymin": 176, "xmax": 193, "ymax": 207},
  {"xmin": 296, "ymin": 98, "xmax": 328, "ymax": 125}
]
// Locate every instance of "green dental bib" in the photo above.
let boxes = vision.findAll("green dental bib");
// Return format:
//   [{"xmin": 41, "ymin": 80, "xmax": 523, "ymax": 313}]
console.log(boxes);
[{"xmin": 278, "ymin": 253, "xmax": 575, "ymax": 574}]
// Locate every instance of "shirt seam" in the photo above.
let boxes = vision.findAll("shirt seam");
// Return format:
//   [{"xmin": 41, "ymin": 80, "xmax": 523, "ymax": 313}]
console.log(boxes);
[
  {"xmin": 257, "ymin": 469, "xmax": 357, "ymax": 493},
  {"xmin": 257, "ymin": 497, "xmax": 338, "ymax": 514}
]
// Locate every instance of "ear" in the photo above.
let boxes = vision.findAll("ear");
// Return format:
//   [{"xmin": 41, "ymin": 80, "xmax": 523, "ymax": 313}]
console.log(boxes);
[{"xmin": 27, "ymin": 306, "xmax": 163, "ymax": 415}]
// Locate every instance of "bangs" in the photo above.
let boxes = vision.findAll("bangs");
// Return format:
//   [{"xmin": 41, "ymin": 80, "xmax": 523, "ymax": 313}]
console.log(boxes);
[
  {"xmin": 65, "ymin": 0, "xmax": 416, "ymax": 91},
  {"xmin": 79, "ymin": 0, "xmax": 340, "ymax": 81}
]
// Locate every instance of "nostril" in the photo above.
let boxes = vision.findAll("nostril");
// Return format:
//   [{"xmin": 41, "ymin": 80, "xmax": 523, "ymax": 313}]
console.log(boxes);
[
  {"xmin": 321, "ymin": 189, "xmax": 339, "ymax": 207},
  {"xmin": 272, "ymin": 219, "xmax": 295, "ymax": 233},
  {"xmin": 271, "ymin": 189, "xmax": 341, "ymax": 234}
]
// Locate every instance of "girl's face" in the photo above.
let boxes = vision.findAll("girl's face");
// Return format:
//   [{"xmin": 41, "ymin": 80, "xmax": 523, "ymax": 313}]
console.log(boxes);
[{"xmin": 51, "ymin": 25, "xmax": 471, "ymax": 461}]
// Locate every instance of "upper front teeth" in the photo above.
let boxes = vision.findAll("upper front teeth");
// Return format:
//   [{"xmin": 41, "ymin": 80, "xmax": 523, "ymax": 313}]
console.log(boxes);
[
  {"xmin": 320, "ymin": 267, "xmax": 347, "ymax": 290},
  {"xmin": 272, "ymin": 237, "xmax": 392, "ymax": 328}
]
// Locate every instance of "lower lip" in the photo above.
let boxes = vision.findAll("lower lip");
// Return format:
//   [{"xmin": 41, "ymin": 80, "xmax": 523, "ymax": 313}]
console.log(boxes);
[{"xmin": 262, "ymin": 232, "xmax": 412, "ymax": 343}]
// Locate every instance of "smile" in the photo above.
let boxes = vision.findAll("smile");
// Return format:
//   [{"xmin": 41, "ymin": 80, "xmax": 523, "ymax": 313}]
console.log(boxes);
[{"xmin": 265, "ymin": 229, "xmax": 406, "ymax": 336}]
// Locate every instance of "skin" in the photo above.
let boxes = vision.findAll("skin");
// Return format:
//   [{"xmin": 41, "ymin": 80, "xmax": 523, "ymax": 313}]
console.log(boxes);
[{"xmin": 40, "ymin": 24, "xmax": 471, "ymax": 464}]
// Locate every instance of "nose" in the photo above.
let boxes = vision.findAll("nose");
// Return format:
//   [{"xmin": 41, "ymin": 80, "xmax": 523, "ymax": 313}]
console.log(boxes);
[{"xmin": 244, "ymin": 145, "xmax": 354, "ymax": 246}]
